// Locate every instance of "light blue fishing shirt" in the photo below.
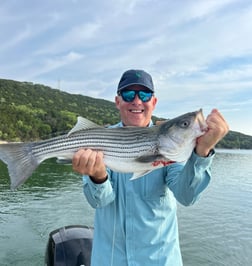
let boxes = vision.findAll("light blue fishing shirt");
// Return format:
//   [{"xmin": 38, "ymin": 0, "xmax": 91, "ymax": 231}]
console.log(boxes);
[{"xmin": 83, "ymin": 121, "xmax": 214, "ymax": 266}]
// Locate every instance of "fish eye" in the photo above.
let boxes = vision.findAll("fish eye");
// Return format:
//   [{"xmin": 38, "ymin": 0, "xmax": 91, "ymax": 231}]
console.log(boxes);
[{"xmin": 179, "ymin": 120, "xmax": 190, "ymax": 128}]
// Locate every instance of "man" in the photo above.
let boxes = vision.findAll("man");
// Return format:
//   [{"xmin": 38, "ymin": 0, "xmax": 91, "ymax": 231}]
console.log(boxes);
[{"xmin": 73, "ymin": 69, "xmax": 229, "ymax": 265}]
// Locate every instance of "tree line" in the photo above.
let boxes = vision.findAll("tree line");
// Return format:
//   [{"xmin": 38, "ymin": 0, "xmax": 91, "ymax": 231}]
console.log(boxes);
[{"xmin": 0, "ymin": 78, "xmax": 251, "ymax": 149}]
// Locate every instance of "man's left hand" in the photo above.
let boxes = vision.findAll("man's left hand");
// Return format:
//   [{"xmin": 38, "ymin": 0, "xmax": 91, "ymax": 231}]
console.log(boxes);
[{"xmin": 196, "ymin": 109, "xmax": 229, "ymax": 157}]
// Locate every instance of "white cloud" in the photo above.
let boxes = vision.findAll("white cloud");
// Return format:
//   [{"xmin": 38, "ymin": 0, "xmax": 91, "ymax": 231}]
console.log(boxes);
[{"xmin": 39, "ymin": 51, "xmax": 85, "ymax": 74}]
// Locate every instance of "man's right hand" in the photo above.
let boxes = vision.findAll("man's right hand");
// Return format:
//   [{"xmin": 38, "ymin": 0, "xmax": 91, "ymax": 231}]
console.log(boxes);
[{"xmin": 72, "ymin": 149, "xmax": 107, "ymax": 183}]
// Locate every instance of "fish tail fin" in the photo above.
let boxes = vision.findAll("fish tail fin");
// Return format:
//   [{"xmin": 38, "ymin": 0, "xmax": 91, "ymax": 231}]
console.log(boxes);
[{"xmin": 0, "ymin": 142, "xmax": 39, "ymax": 189}]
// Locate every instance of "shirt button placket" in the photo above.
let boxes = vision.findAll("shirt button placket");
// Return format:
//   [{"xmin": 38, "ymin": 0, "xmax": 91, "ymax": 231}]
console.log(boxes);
[{"xmin": 125, "ymin": 180, "xmax": 134, "ymax": 264}]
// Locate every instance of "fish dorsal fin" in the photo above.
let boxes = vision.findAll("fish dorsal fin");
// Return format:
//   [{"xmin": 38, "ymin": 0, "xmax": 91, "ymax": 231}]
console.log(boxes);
[{"xmin": 67, "ymin": 116, "xmax": 101, "ymax": 136}]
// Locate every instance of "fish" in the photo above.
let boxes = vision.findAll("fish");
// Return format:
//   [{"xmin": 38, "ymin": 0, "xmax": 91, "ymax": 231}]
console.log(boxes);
[{"xmin": 0, "ymin": 109, "xmax": 208, "ymax": 189}]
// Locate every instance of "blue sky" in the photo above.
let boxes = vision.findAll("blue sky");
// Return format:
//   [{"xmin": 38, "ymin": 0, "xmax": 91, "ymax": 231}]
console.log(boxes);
[{"xmin": 1, "ymin": 0, "xmax": 252, "ymax": 136}]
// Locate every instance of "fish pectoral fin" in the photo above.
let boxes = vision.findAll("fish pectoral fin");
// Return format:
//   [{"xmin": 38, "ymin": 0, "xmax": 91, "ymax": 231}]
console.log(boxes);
[
  {"xmin": 67, "ymin": 116, "xmax": 101, "ymax": 136},
  {"xmin": 136, "ymin": 154, "xmax": 164, "ymax": 163},
  {"xmin": 130, "ymin": 170, "xmax": 153, "ymax": 180},
  {"xmin": 56, "ymin": 157, "xmax": 72, "ymax": 164}
]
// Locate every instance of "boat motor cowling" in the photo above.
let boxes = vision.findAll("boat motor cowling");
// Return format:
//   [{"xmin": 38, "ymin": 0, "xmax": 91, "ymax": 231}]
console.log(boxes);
[{"xmin": 45, "ymin": 225, "xmax": 93, "ymax": 266}]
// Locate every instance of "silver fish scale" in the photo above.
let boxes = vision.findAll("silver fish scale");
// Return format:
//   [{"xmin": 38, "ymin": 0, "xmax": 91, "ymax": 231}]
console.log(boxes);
[{"xmin": 31, "ymin": 127, "xmax": 159, "ymax": 159}]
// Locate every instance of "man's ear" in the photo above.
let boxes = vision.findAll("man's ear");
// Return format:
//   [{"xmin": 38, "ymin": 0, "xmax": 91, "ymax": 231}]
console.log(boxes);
[
  {"xmin": 115, "ymin": 95, "xmax": 120, "ymax": 110},
  {"xmin": 152, "ymin": 96, "xmax": 157, "ymax": 107}
]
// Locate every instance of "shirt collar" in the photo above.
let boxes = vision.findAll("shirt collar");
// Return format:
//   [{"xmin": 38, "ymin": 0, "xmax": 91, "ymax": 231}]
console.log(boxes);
[{"xmin": 113, "ymin": 120, "xmax": 154, "ymax": 128}]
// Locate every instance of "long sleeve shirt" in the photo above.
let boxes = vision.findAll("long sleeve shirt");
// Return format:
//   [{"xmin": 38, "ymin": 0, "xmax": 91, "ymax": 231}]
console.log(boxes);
[{"xmin": 83, "ymin": 121, "xmax": 214, "ymax": 266}]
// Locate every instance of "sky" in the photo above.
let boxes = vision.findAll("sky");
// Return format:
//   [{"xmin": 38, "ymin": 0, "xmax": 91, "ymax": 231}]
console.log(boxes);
[{"xmin": 1, "ymin": 0, "xmax": 252, "ymax": 136}]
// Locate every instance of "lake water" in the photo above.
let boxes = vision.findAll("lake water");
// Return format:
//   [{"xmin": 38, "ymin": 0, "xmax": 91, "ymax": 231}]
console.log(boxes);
[{"xmin": 0, "ymin": 149, "xmax": 251, "ymax": 266}]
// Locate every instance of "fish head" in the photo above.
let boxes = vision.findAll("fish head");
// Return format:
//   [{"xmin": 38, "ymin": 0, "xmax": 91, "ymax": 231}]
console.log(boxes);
[{"xmin": 158, "ymin": 109, "xmax": 208, "ymax": 161}]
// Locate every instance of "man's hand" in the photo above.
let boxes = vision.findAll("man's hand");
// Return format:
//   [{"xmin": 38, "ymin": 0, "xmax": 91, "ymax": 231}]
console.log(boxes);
[
  {"xmin": 196, "ymin": 109, "xmax": 229, "ymax": 157},
  {"xmin": 72, "ymin": 149, "xmax": 107, "ymax": 183}
]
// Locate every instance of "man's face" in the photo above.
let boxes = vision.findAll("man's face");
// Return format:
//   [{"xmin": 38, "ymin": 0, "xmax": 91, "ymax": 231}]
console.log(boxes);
[{"xmin": 115, "ymin": 85, "xmax": 157, "ymax": 127}]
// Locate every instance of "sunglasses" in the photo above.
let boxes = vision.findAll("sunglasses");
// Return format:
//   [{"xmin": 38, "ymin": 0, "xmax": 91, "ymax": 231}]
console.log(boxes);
[{"xmin": 118, "ymin": 90, "xmax": 153, "ymax": 102}]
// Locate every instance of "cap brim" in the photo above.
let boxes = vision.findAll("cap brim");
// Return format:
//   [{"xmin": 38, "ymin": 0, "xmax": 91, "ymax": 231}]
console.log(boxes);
[{"xmin": 117, "ymin": 83, "xmax": 154, "ymax": 92}]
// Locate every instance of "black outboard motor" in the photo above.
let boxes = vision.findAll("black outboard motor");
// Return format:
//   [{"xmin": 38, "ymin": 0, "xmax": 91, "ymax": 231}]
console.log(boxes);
[{"xmin": 45, "ymin": 225, "xmax": 94, "ymax": 266}]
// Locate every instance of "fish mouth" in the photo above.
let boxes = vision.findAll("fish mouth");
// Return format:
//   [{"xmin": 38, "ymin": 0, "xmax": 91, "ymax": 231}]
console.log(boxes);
[{"xmin": 197, "ymin": 109, "xmax": 208, "ymax": 133}]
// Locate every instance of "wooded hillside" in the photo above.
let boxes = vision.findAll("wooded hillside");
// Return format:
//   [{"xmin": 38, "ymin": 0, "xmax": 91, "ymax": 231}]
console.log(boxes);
[
  {"xmin": 0, "ymin": 79, "xmax": 119, "ymax": 141},
  {"xmin": 0, "ymin": 78, "xmax": 251, "ymax": 149}
]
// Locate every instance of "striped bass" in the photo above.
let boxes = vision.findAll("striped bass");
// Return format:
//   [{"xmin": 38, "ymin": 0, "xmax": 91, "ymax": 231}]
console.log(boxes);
[{"xmin": 0, "ymin": 109, "xmax": 207, "ymax": 189}]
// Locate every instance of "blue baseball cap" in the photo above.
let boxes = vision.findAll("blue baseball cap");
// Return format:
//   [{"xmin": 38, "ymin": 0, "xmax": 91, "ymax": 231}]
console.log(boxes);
[{"xmin": 117, "ymin": 69, "xmax": 154, "ymax": 93}]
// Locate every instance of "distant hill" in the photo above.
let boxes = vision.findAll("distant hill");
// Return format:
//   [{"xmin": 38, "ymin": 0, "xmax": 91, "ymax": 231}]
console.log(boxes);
[{"xmin": 0, "ymin": 78, "xmax": 251, "ymax": 149}]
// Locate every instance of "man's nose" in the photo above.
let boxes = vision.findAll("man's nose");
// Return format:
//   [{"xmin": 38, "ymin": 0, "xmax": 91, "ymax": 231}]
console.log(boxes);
[{"xmin": 132, "ymin": 94, "xmax": 142, "ymax": 104}]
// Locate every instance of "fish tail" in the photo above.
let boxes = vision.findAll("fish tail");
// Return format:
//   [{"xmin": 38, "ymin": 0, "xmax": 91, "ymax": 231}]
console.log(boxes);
[{"xmin": 0, "ymin": 142, "xmax": 39, "ymax": 189}]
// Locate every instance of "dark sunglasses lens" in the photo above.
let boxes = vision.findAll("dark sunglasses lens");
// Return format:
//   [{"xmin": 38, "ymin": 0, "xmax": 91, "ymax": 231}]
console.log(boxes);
[
  {"xmin": 121, "ymin": 90, "xmax": 136, "ymax": 102},
  {"xmin": 120, "ymin": 90, "xmax": 153, "ymax": 102},
  {"xmin": 138, "ymin": 91, "xmax": 152, "ymax": 102}
]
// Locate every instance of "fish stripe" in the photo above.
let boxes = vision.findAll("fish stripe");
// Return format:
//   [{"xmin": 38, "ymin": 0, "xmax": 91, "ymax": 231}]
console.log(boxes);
[{"xmin": 31, "ymin": 128, "xmax": 158, "ymax": 159}]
